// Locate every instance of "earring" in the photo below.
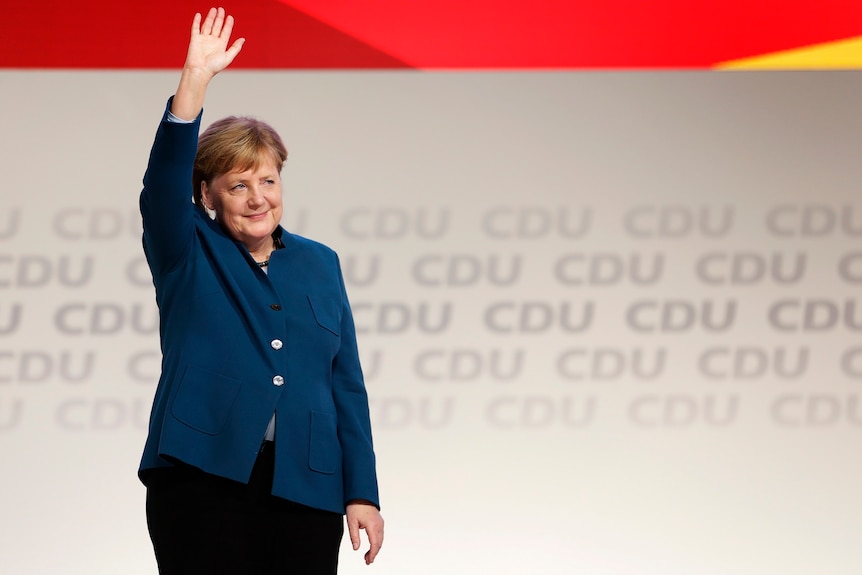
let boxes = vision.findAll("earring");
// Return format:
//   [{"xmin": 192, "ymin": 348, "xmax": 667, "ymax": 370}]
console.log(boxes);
[{"xmin": 203, "ymin": 203, "xmax": 216, "ymax": 220}]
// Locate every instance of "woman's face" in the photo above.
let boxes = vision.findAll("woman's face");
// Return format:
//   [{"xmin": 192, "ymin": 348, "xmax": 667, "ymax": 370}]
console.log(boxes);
[{"xmin": 202, "ymin": 158, "xmax": 283, "ymax": 251}]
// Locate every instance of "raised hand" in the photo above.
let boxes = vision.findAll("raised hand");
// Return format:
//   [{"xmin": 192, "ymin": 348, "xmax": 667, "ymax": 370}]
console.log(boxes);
[
  {"xmin": 170, "ymin": 7, "xmax": 245, "ymax": 121},
  {"xmin": 183, "ymin": 7, "xmax": 245, "ymax": 79}
]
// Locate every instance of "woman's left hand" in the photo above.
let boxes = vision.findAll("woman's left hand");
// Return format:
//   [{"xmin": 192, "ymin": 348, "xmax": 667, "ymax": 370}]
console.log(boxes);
[{"xmin": 346, "ymin": 501, "xmax": 385, "ymax": 565}]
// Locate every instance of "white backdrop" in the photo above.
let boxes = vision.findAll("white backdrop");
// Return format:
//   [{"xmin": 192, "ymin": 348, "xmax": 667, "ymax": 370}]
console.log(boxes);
[{"xmin": 1, "ymin": 70, "xmax": 861, "ymax": 574}]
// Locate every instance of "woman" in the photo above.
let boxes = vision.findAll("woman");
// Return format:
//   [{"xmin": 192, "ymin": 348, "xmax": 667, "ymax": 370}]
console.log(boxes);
[{"xmin": 138, "ymin": 8, "xmax": 383, "ymax": 574}]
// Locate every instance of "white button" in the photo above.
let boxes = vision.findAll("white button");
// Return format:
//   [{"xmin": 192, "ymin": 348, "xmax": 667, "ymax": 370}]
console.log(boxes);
[
  {"xmin": 270, "ymin": 339, "xmax": 283, "ymax": 350},
  {"xmin": 272, "ymin": 375, "xmax": 284, "ymax": 386}
]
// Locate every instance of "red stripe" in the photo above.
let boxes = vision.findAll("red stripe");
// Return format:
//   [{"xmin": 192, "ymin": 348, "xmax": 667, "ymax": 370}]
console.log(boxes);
[
  {"xmin": 283, "ymin": 0, "xmax": 862, "ymax": 67},
  {"xmin": 3, "ymin": 0, "xmax": 862, "ymax": 68},
  {"xmin": 2, "ymin": 1, "xmax": 408, "ymax": 69}
]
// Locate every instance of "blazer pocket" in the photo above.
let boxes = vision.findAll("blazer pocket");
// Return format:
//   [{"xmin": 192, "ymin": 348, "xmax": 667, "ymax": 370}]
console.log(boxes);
[
  {"xmin": 308, "ymin": 411, "xmax": 341, "ymax": 474},
  {"xmin": 306, "ymin": 295, "xmax": 341, "ymax": 336},
  {"xmin": 170, "ymin": 365, "xmax": 242, "ymax": 435}
]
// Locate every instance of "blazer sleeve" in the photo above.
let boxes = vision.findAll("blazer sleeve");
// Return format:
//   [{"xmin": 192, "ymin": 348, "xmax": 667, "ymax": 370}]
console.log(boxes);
[
  {"xmin": 139, "ymin": 97, "xmax": 203, "ymax": 277},
  {"xmin": 331, "ymin": 254, "xmax": 380, "ymax": 509}
]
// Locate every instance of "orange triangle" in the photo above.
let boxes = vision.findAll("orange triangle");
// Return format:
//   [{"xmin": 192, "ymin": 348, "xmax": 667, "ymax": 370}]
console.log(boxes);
[{"xmin": 717, "ymin": 35, "xmax": 862, "ymax": 69}]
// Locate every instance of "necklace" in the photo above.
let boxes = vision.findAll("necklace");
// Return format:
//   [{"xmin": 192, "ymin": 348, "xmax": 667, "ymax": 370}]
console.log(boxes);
[{"xmin": 256, "ymin": 235, "xmax": 280, "ymax": 269}]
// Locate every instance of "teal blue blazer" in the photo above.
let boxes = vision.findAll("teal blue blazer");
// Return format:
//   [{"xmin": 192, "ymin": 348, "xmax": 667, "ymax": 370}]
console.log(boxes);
[{"xmin": 138, "ymin": 100, "xmax": 379, "ymax": 514}]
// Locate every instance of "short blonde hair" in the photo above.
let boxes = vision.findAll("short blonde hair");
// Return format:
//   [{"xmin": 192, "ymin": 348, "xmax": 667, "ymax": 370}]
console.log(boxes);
[{"xmin": 193, "ymin": 116, "xmax": 288, "ymax": 210}]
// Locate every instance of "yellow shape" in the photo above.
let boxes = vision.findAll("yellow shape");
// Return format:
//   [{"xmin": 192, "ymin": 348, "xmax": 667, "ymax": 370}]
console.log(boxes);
[{"xmin": 717, "ymin": 35, "xmax": 862, "ymax": 69}]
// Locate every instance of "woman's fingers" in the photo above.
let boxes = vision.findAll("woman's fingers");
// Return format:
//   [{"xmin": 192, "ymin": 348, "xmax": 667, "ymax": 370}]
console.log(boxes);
[
  {"xmin": 220, "ymin": 14, "xmax": 235, "ymax": 41},
  {"xmin": 201, "ymin": 7, "xmax": 218, "ymax": 36},
  {"xmin": 190, "ymin": 12, "xmax": 202, "ymax": 36},
  {"xmin": 195, "ymin": 8, "xmax": 234, "ymax": 42}
]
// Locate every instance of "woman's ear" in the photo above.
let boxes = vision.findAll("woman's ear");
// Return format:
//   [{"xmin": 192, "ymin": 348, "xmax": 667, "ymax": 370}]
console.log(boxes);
[
  {"xmin": 200, "ymin": 181, "xmax": 211, "ymax": 210},
  {"xmin": 201, "ymin": 181, "xmax": 217, "ymax": 219}
]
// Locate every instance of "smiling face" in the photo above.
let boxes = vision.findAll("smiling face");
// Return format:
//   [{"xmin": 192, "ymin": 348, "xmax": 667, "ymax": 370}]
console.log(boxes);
[
  {"xmin": 192, "ymin": 115, "xmax": 288, "ymax": 260},
  {"xmin": 201, "ymin": 158, "xmax": 284, "ymax": 259}
]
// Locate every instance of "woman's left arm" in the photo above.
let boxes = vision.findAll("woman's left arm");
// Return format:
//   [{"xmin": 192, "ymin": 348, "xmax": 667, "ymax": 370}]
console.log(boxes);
[{"xmin": 330, "ymin": 254, "xmax": 384, "ymax": 563}]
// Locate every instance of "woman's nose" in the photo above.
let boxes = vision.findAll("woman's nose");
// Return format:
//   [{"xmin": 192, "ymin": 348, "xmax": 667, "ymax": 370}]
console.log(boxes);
[{"xmin": 247, "ymin": 186, "xmax": 265, "ymax": 205}]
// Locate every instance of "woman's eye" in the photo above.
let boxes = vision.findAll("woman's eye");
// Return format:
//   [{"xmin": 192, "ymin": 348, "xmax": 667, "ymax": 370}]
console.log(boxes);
[{"xmin": 231, "ymin": 183, "xmax": 247, "ymax": 192}]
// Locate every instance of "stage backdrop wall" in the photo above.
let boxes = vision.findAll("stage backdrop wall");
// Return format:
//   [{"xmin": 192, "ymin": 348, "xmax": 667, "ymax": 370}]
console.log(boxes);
[{"xmin": 1, "ymin": 70, "xmax": 861, "ymax": 574}]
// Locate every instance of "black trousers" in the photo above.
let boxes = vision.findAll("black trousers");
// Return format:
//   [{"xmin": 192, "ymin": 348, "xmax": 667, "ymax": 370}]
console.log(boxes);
[{"xmin": 146, "ymin": 442, "xmax": 344, "ymax": 575}]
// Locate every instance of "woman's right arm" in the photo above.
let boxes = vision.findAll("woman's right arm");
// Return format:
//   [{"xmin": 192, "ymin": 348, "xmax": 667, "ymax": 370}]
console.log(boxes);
[
  {"xmin": 171, "ymin": 7, "xmax": 245, "ymax": 120},
  {"xmin": 140, "ymin": 8, "xmax": 244, "ymax": 276}
]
